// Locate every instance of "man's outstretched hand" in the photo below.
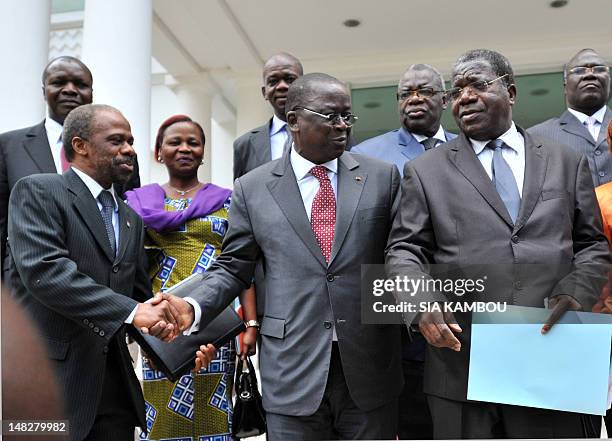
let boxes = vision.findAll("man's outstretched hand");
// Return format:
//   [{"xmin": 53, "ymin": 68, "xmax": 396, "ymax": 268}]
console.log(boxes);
[
  {"xmin": 419, "ymin": 309, "xmax": 462, "ymax": 352},
  {"xmin": 133, "ymin": 293, "xmax": 180, "ymax": 341},
  {"xmin": 541, "ymin": 294, "xmax": 582, "ymax": 334}
]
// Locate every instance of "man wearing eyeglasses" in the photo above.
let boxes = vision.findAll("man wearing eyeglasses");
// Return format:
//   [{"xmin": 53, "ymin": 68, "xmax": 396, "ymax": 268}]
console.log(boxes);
[
  {"xmin": 352, "ymin": 64, "xmax": 456, "ymax": 178},
  {"xmin": 387, "ymin": 49, "xmax": 609, "ymax": 439},
  {"xmin": 353, "ymin": 64, "xmax": 455, "ymax": 440},
  {"xmin": 180, "ymin": 73, "xmax": 403, "ymax": 440},
  {"xmin": 529, "ymin": 49, "xmax": 612, "ymax": 187}
]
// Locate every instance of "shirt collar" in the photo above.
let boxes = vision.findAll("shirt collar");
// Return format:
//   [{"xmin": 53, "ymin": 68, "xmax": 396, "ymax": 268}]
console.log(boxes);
[
  {"xmin": 270, "ymin": 114, "xmax": 288, "ymax": 136},
  {"xmin": 470, "ymin": 121, "xmax": 524, "ymax": 155},
  {"xmin": 44, "ymin": 117, "xmax": 64, "ymax": 145},
  {"xmin": 71, "ymin": 166, "xmax": 118, "ymax": 211},
  {"xmin": 411, "ymin": 125, "xmax": 447, "ymax": 144},
  {"xmin": 290, "ymin": 145, "xmax": 338, "ymax": 181},
  {"xmin": 567, "ymin": 105, "xmax": 607, "ymax": 125}
]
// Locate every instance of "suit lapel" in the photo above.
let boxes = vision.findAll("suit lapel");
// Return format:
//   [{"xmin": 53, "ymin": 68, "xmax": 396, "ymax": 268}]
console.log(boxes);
[
  {"xmin": 253, "ymin": 121, "xmax": 272, "ymax": 166},
  {"xmin": 266, "ymin": 154, "xmax": 327, "ymax": 268},
  {"xmin": 398, "ymin": 128, "xmax": 424, "ymax": 161},
  {"xmin": 329, "ymin": 153, "xmax": 365, "ymax": 266},
  {"xmin": 514, "ymin": 129, "xmax": 546, "ymax": 233},
  {"xmin": 449, "ymin": 133, "xmax": 514, "ymax": 228},
  {"xmin": 65, "ymin": 170, "xmax": 115, "ymax": 262},
  {"xmin": 23, "ymin": 122, "xmax": 56, "ymax": 173},
  {"xmin": 559, "ymin": 110, "xmax": 596, "ymax": 147},
  {"xmin": 596, "ymin": 107, "xmax": 612, "ymax": 146},
  {"xmin": 115, "ymin": 201, "xmax": 132, "ymax": 263}
]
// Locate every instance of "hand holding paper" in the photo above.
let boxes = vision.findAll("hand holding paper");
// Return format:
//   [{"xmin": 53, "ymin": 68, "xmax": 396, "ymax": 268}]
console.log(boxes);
[{"xmin": 541, "ymin": 294, "xmax": 582, "ymax": 334}]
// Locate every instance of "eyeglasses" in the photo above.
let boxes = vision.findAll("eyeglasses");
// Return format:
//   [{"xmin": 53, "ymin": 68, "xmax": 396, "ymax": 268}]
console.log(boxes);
[
  {"xmin": 397, "ymin": 87, "xmax": 445, "ymax": 100},
  {"xmin": 294, "ymin": 107, "xmax": 358, "ymax": 127},
  {"xmin": 567, "ymin": 65, "xmax": 610, "ymax": 76},
  {"xmin": 447, "ymin": 74, "xmax": 509, "ymax": 101}
]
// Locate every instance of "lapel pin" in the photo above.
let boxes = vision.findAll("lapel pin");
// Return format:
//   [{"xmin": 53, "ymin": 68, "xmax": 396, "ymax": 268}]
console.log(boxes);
[{"xmin": 355, "ymin": 176, "xmax": 363, "ymax": 182}]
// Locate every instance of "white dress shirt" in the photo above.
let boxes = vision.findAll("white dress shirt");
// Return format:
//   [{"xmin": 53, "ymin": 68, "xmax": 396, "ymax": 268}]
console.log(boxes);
[
  {"xmin": 45, "ymin": 117, "xmax": 64, "ymax": 173},
  {"xmin": 568, "ymin": 105, "xmax": 607, "ymax": 141},
  {"xmin": 412, "ymin": 125, "xmax": 448, "ymax": 145},
  {"xmin": 270, "ymin": 115, "xmax": 289, "ymax": 160},
  {"xmin": 470, "ymin": 122, "xmax": 525, "ymax": 196}
]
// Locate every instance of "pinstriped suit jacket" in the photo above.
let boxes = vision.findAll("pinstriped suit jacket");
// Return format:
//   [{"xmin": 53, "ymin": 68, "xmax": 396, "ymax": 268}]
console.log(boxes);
[
  {"xmin": 5, "ymin": 169, "xmax": 150, "ymax": 440},
  {"xmin": 528, "ymin": 107, "xmax": 612, "ymax": 187}
]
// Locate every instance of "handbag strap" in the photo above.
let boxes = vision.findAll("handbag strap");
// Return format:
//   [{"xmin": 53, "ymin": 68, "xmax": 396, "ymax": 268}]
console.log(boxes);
[{"xmin": 245, "ymin": 356, "xmax": 259, "ymax": 389}]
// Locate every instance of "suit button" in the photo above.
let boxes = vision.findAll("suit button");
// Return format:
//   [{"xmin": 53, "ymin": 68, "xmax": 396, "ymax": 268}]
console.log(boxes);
[
  {"xmin": 326, "ymin": 274, "xmax": 335, "ymax": 282},
  {"xmin": 599, "ymin": 171, "xmax": 606, "ymax": 177},
  {"xmin": 514, "ymin": 281, "xmax": 522, "ymax": 290},
  {"xmin": 83, "ymin": 319, "xmax": 89, "ymax": 325},
  {"xmin": 89, "ymin": 323, "xmax": 94, "ymax": 328},
  {"xmin": 324, "ymin": 321, "xmax": 332, "ymax": 329},
  {"xmin": 511, "ymin": 235, "xmax": 519, "ymax": 244},
  {"xmin": 595, "ymin": 149, "xmax": 602, "ymax": 156},
  {"xmin": 100, "ymin": 330, "xmax": 105, "ymax": 337},
  {"xmin": 112, "ymin": 265, "xmax": 119, "ymax": 273},
  {"xmin": 103, "ymin": 346, "xmax": 109, "ymax": 354},
  {"xmin": 94, "ymin": 327, "xmax": 99, "ymax": 333}
]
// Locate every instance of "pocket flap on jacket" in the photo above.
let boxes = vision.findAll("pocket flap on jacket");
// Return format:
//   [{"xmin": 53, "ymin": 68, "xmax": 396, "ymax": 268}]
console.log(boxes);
[
  {"xmin": 44, "ymin": 337, "xmax": 70, "ymax": 361},
  {"xmin": 260, "ymin": 317, "xmax": 285, "ymax": 339}
]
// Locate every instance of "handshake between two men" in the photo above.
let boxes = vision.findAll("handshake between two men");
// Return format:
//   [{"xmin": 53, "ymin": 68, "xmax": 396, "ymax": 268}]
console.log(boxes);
[{"xmin": 131, "ymin": 292, "xmax": 218, "ymax": 369}]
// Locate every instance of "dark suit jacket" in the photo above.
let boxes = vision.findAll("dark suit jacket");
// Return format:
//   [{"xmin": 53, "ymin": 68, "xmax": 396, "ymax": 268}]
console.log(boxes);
[
  {"xmin": 386, "ymin": 127, "xmax": 610, "ymax": 402},
  {"xmin": 0, "ymin": 120, "xmax": 141, "ymax": 270},
  {"xmin": 233, "ymin": 120, "xmax": 272, "ymax": 180},
  {"xmin": 351, "ymin": 126, "xmax": 457, "ymax": 177},
  {"xmin": 5, "ymin": 169, "xmax": 150, "ymax": 440},
  {"xmin": 173, "ymin": 151, "xmax": 403, "ymax": 416},
  {"xmin": 528, "ymin": 107, "xmax": 612, "ymax": 187}
]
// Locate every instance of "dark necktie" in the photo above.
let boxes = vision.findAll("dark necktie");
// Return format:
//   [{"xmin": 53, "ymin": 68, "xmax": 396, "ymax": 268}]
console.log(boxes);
[
  {"xmin": 421, "ymin": 137, "xmax": 438, "ymax": 151},
  {"xmin": 485, "ymin": 139, "xmax": 521, "ymax": 223},
  {"xmin": 310, "ymin": 166, "xmax": 336, "ymax": 263},
  {"xmin": 98, "ymin": 190, "xmax": 116, "ymax": 255}
]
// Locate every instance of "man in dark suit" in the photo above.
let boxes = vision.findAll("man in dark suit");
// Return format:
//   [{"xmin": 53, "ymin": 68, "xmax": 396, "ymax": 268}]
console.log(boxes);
[
  {"xmin": 232, "ymin": 52, "xmax": 303, "ymax": 179},
  {"xmin": 352, "ymin": 64, "xmax": 456, "ymax": 176},
  {"xmin": 353, "ymin": 63, "xmax": 455, "ymax": 440},
  {"xmin": 6, "ymin": 104, "xmax": 181, "ymax": 441},
  {"xmin": 386, "ymin": 49, "xmax": 610, "ymax": 439},
  {"xmin": 177, "ymin": 73, "xmax": 403, "ymax": 439},
  {"xmin": 528, "ymin": 48, "xmax": 612, "ymax": 187},
  {"xmin": 0, "ymin": 56, "xmax": 140, "ymax": 273}
]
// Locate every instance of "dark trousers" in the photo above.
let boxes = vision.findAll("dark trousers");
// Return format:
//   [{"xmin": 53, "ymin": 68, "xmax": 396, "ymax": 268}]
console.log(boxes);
[
  {"xmin": 428, "ymin": 395, "xmax": 589, "ymax": 439},
  {"xmin": 266, "ymin": 343, "xmax": 398, "ymax": 440},
  {"xmin": 82, "ymin": 341, "xmax": 138, "ymax": 441},
  {"xmin": 398, "ymin": 359, "xmax": 433, "ymax": 439}
]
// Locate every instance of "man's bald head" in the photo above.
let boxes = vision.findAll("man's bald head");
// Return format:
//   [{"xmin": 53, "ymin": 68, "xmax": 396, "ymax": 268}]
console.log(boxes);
[
  {"xmin": 285, "ymin": 73, "xmax": 346, "ymax": 112},
  {"xmin": 261, "ymin": 52, "xmax": 304, "ymax": 121}
]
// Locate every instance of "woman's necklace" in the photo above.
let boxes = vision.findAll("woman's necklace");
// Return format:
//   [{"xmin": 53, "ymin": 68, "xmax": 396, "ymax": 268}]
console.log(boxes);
[{"xmin": 167, "ymin": 182, "xmax": 201, "ymax": 196}]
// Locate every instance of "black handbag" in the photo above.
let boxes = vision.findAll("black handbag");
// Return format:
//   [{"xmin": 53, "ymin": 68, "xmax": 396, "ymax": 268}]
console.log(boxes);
[{"xmin": 232, "ymin": 356, "xmax": 266, "ymax": 439}]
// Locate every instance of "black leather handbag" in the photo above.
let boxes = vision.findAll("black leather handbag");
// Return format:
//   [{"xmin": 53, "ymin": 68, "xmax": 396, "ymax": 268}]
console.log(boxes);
[{"xmin": 232, "ymin": 356, "xmax": 266, "ymax": 439}]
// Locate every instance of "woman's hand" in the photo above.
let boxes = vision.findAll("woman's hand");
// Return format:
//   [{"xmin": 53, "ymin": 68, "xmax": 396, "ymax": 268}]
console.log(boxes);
[
  {"xmin": 238, "ymin": 327, "xmax": 258, "ymax": 360},
  {"xmin": 193, "ymin": 344, "xmax": 217, "ymax": 372}
]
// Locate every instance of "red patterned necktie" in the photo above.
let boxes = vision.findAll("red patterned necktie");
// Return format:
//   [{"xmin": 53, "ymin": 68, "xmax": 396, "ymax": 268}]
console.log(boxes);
[{"xmin": 310, "ymin": 165, "xmax": 336, "ymax": 263}]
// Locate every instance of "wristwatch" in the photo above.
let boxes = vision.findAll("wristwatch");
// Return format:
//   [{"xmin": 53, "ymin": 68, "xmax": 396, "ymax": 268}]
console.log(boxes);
[{"xmin": 245, "ymin": 320, "xmax": 260, "ymax": 329}]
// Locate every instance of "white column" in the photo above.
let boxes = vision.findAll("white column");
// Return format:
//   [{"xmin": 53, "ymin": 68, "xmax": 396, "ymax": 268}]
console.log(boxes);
[
  {"xmin": 173, "ymin": 76, "xmax": 213, "ymax": 184},
  {"xmin": 235, "ymin": 71, "xmax": 271, "ymax": 136},
  {"xmin": 0, "ymin": 0, "xmax": 50, "ymax": 132},
  {"xmin": 81, "ymin": 0, "xmax": 152, "ymax": 183}
]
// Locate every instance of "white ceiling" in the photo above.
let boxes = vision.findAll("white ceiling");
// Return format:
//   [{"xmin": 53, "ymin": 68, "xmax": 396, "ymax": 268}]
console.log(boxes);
[{"xmin": 151, "ymin": 0, "xmax": 612, "ymax": 108}]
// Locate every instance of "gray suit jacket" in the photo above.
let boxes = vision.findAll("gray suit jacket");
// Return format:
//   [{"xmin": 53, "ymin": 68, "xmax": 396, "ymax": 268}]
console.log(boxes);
[
  {"xmin": 528, "ymin": 107, "xmax": 612, "ymax": 187},
  {"xmin": 351, "ymin": 126, "xmax": 457, "ymax": 177},
  {"xmin": 175, "ymin": 151, "xmax": 403, "ymax": 415},
  {"xmin": 386, "ymin": 127, "xmax": 610, "ymax": 402},
  {"xmin": 0, "ymin": 121, "xmax": 141, "ymax": 272},
  {"xmin": 5, "ymin": 169, "xmax": 150, "ymax": 440}
]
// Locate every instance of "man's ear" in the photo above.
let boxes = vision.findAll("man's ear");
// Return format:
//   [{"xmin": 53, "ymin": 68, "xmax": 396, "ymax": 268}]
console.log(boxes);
[
  {"xmin": 507, "ymin": 84, "xmax": 517, "ymax": 106},
  {"xmin": 286, "ymin": 111, "xmax": 298, "ymax": 131},
  {"xmin": 71, "ymin": 137, "xmax": 88, "ymax": 157},
  {"xmin": 441, "ymin": 93, "xmax": 448, "ymax": 110},
  {"xmin": 261, "ymin": 86, "xmax": 267, "ymax": 100}
]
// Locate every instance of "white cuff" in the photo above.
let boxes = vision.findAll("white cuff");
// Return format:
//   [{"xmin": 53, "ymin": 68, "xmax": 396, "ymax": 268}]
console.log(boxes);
[{"xmin": 183, "ymin": 297, "xmax": 201, "ymax": 335}]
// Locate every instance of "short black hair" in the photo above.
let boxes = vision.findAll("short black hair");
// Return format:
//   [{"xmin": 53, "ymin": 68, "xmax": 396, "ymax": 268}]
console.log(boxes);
[
  {"xmin": 563, "ymin": 48, "xmax": 601, "ymax": 82},
  {"xmin": 62, "ymin": 104, "xmax": 118, "ymax": 161},
  {"xmin": 262, "ymin": 52, "xmax": 304, "ymax": 82},
  {"xmin": 285, "ymin": 73, "xmax": 346, "ymax": 113},
  {"xmin": 42, "ymin": 56, "xmax": 92, "ymax": 84},
  {"xmin": 400, "ymin": 64, "xmax": 445, "ymax": 91},
  {"xmin": 453, "ymin": 49, "xmax": 514, "ymax": 87}
]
